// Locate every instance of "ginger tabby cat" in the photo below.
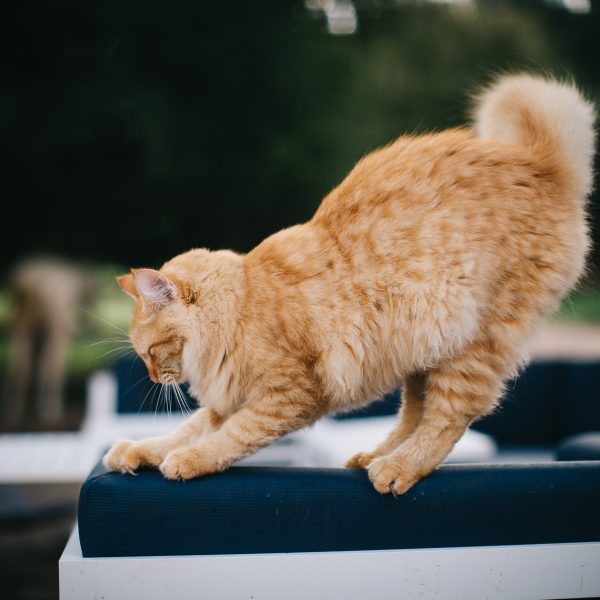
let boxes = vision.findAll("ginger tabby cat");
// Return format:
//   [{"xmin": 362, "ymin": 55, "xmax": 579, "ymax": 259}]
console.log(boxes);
[{"xmin": 104, "ymin": 74, "xmax": 595, "ymax": 495}]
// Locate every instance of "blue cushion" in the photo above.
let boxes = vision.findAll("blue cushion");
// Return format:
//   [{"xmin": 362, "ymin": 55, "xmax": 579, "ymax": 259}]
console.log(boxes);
[
  {"xmin": 472, "ymin": 361, "xmax": 564, "ymax": 443},
  {"xmin": 562, "ymin": 363, "xmax": 600, "ymax": 438},
  {"xmin": 78, "ymin": 460, "xmax": 600, "ymax": 557},
  {"xmin": 557, "ymin": 432, "xmax": 600, "ymax": 461}
]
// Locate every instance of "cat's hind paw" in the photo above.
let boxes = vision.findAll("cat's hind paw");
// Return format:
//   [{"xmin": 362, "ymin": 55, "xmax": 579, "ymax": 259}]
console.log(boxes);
[
  {"xmin": 345, "ymin": 451, "xmax": 379, "ymax": 469},
  {"xmin": 367, "ymin": 455, "xmax": 421, "ymax": 496}
]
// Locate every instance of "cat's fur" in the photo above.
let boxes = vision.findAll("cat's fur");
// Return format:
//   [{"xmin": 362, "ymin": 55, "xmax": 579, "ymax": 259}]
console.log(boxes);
[{"xmin": 105, "ymin": 74, "xmax": 595, "ymax": 495}]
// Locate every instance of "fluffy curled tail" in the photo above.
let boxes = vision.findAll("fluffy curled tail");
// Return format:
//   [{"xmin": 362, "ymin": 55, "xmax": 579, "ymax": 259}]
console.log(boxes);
[{"xmin": 473, "ymin": 73, "xmax": 596, "ymax": 199}]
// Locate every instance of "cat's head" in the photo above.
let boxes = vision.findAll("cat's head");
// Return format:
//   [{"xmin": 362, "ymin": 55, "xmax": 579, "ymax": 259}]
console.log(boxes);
[{"xmin": 117, "ymin": 268, "xmax": 190, "ymax": 385}]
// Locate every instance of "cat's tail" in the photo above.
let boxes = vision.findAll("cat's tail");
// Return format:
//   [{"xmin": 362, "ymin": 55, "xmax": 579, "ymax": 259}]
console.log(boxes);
[{"xmin": 473, "ymin": 73, "xmax": 596, "ymax": 199}]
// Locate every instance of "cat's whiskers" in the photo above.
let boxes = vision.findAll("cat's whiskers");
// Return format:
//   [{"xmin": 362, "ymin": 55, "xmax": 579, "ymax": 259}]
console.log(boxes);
[
  {"xmin": 167, "ymin": 376, "xmax": 193, "ymax": 417},
  {"xmin": 165, "ymin": 378, "xmax": 175, "ymax": 417},
  {"xmin": 86, "ymin": 332, "xmax": 134, "ymax": 366},
  {"xmin": 156, "ymin": 381, "xmax": 170, "ymax": 418},
  {"xmin": 123, "ymin": 374, "xmax": 152, "ymax": 399},
  {"xmin": 86, "ymin": 336, "xmax": 131, "ymax": 347},
  {"xmin": 166, "ymin": 384, "xmax": 172, "ymax": 418},
  {"xmin": 171, "ymin": 385, "xmax": 184, "ymax": 415},
  {"xmin": 137, "ymin": 380, "xmax": 159, "ymax": 415},
  {"xmin": 177, "ymin": 385, "xmax": 193, "ymax": 417},
  {"xmin": 80, "ymin": 307, "xmax": 129, "ymax": 336},
  {"xmin": 92, "ymin": 345, "xmax": 137, "ymax": 361},
  {"xmin": 154, "ymin": 383, "xmax": 165, "ymax": 419}
]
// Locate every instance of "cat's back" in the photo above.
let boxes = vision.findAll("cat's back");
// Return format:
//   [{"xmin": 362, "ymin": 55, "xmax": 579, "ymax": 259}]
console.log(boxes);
[
  {"xmin": 311, "ymin": 124, "xmax": 585, "ymax": 289},
  {"xmin": 245, "ymin": 127, "xmax": 542, "ymax": 316},
  {"xmin": 313, "ymin": 127, "xmax": 547, "ymax": 231}
]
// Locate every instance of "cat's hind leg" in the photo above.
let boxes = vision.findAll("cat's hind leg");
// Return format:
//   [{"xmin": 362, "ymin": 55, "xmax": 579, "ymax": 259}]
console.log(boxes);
[
  {"xmin": 367, "ymin": 335, "xmax": 516, "ymax": 495},
  {"xmin": 346, "ymin": 372, "xmax": 426, "ymax": 468}
]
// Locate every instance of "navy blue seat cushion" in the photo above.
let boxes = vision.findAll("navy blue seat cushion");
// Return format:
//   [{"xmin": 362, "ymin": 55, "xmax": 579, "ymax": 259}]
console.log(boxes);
[
  {"xmin": 562, "ymin": 363, "xmax": 600, "ymax": 438},
  {"xmin": 557, "ymin": 432, "xmax": 600, "ymax": 461},
  {"xmin": 472, "ymin": 360, "xmax": 564, "ymax": 443},
  {"xmin": 78, "ymin": 460, "xmax": 600, "ymax": 557}
]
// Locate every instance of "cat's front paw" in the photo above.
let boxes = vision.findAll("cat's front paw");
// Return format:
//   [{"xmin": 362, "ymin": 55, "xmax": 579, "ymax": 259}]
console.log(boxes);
[
  {"xmin": 103, "ymin": 439, "xmax": 138, "ymax": 474},
  {"xmin": 345, "ymin": 451, "xmax": 380, "ymax": 469},
  {"xmin": 160, "ymin": 446, "xmax": 219, "ymax": 481},
  {"xmin": 103, "ymin": 438, "xmax": 165, "ymax": 474},
  {"xmin": 367, "ymin": 455, "xmax": 421, "ymax": 496}
]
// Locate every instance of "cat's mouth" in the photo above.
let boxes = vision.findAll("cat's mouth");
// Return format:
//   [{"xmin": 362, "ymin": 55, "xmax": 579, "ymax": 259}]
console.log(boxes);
[{"xmin": 158, "ymin": 371, "xmax": 182, "ymax": 385}]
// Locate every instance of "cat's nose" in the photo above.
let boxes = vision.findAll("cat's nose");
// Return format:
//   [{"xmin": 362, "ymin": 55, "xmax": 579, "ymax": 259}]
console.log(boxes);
[{"xmin": 147, "ymin": 366, "xmax": 159, "ymax": 383}]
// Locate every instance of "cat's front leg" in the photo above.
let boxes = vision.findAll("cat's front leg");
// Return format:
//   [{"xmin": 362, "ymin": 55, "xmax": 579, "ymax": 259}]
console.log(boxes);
[
  {"xmin": 160, "ymin": 395, "xmax": 317, "ymax": 480},
  {"xmin": 103, "ymin": 406, "xmax": 220, "ymax": 474}
]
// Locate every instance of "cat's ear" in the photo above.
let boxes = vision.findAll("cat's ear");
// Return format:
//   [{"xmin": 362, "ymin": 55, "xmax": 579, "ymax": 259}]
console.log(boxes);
[
  {"xmin": 117, "ymin": 273, "xmax": 138, "ymax": 299},
  {"xmin": 117, "ymin": 269, "xmax": 178, "ymax": 309},
  {"xmin": 131, "ymin": 269, "xmax": 178, "ymax": 309}
]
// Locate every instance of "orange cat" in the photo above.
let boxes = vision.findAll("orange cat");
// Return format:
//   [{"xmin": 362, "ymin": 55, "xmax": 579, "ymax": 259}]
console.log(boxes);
[{"xmin": 104, "ymin": 74, "xmax": 595, "ymax": 495}]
